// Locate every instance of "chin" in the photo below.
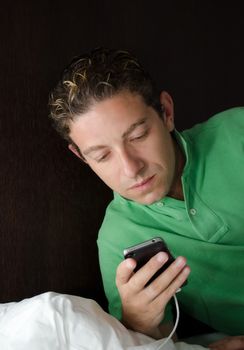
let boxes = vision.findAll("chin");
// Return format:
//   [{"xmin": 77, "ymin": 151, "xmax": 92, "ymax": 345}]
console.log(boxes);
[{"xmin": 137, "ymin": 192, "xmax": 165, "ymax": 205}]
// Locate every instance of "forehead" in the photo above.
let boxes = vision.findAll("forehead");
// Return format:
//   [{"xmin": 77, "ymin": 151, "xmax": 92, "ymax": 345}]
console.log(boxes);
[
  {"xmin": 69, "ymin": 91, "xmax": 154, "ymax": 142},
  {"xmin": 87, "ymin": 91, "xmax": 148, "ymax": 119}
]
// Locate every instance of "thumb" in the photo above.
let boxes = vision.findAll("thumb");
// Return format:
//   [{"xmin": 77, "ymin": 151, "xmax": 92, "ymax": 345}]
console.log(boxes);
[{"xmin": 116, "ymin": 258, "xmax": 136, "ymax": 287}]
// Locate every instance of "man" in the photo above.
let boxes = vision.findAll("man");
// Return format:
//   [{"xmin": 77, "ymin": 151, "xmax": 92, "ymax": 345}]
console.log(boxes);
[{"xmin": 49, "ymin": 48, "xmax": 244, "ymax": 349}]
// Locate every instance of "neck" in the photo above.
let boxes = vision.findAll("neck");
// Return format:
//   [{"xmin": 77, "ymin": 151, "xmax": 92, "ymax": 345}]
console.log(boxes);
[{"xmin": 167, "ymin": 138, "xmax": 185, "ymax": 200}]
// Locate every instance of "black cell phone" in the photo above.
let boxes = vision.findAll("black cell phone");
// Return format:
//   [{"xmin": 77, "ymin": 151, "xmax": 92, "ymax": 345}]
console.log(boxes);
[{"xmin": 124, "ymin": 237, "xmax": 187, "ymax": 287}]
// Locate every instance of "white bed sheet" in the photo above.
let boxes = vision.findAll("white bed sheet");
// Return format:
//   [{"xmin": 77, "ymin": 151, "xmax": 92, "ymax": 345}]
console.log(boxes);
[{"xmin": 0, "ymin": 292, "xmax": 208, "ymax": 350}]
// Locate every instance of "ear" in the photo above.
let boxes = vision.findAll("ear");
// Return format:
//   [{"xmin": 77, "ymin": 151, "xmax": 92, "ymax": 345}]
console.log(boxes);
[
  {"xmin": 68, "ymin": 144, "xmax": 87, "ymax": 163},
  {"xmin": 159, "ymin": 91, "xmax": 175, "ymax": 132}
]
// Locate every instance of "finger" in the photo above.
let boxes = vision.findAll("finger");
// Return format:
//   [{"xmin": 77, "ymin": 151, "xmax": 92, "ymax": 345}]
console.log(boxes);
[
  {"xmin": 116, "ymin": 258, "xmax": 136, "ymax": 287},
  {"xmin": 151, "ymin": 264, "xmax": 190, "ymax": 306},
  {"xmin": 209, "ymin": 336, "xmax": 244, "ymax": 350},
  {"xmin": 145, "ymin": 256, "xmax": 188, "ymax": 297},
  {"xmin": 209, "ymin": 336, "xmax": 233, "ymax": 347},
  {"xmin": 131, "ymin": 252, "xmax": 169, "ymax": 290},
  {"xmin": 165, "ymin": 264, "xmax": 190, "ymax": 297},
  {"xmin": 165, "ymin": 256, "xmax": 189, "ymax": 289},
  {"xmin": 209, "ymin": 338, "xmax": 230, "ymax": 348}
]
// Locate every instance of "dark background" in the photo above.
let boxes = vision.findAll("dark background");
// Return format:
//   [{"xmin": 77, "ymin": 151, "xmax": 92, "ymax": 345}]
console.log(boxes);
[{"xmin": 0, "ymin": 0, "xmax": 243, "ymax": 335}]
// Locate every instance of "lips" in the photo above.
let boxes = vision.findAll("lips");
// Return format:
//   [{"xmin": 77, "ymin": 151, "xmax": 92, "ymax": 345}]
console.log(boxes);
[{"xmin": 129, "ymin": 175, "xmax": 155, "ymax": 190}]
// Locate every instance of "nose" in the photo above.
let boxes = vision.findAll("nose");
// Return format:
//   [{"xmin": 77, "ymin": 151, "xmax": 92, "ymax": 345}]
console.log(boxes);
[{"xmin": 119, "ymin": 148, "xmax": 145, "ymax": 178}]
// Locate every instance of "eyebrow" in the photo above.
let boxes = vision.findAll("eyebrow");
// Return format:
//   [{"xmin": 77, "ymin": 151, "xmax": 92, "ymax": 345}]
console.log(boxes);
[
  {"xmin": 82, "ymin": 145, "xmax": 107, "ymax": 157},
  {"xmin": 122, "ymin": 117, "xmax": 147, "ymax": 139},
  {"xmin": 82, "ymin": 117, "xmax": 148, "ymax": 157}
]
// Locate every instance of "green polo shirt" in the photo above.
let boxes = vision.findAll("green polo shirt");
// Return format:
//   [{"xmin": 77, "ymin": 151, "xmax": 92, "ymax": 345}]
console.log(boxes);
[{"xmin": 97, "ymin": 107, "xmax": 244, "ymax": 335}]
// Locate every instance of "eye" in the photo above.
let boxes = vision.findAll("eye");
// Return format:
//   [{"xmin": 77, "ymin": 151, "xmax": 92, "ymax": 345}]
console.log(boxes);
[
  {"xmin": 96, "ymin": 153, "xmax": 110, "ymax": 163},
  {"xmin": 130, "ymin": 130, "xmax": 148, "ymax": 142}
]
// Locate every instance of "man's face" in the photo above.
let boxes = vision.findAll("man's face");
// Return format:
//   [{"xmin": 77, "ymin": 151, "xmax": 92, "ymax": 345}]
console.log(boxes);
[{"xmin": 69, "ymin": 91, "xmax": 177, "ymax": 205}]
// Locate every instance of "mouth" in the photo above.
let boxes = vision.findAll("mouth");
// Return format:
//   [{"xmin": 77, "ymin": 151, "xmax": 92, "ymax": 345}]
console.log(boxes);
[{"xmin": 129, "ymin": 175, "xmax": 155, "ymax": 190}]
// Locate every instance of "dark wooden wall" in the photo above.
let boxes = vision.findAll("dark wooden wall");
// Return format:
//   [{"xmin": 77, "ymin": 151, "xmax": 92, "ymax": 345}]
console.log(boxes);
[{"xmin": 0, "ymin": 1, "xmax": 243, "ymax": 312}]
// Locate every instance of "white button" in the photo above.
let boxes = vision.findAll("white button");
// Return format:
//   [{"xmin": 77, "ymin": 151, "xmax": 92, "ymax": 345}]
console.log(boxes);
[
  {"xmin": 157, "ymin": 202, "xmax": 164, "ymax": 207},
  {"xmin": 190, "ymin": 208, "xmax": 197, "ymax": 215}
]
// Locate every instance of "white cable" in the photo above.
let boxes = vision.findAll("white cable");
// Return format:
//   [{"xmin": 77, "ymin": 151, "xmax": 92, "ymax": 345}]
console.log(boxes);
[{"xmin": 155, "ymin": 294, "xmax": 180, "ymax": 349}]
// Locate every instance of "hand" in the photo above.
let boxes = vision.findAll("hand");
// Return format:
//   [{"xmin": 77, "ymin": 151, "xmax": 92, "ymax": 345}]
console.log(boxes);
[
  {"xmin": 116, "ymin": 252, "xmax": 190, "ymax": 339},
  {"xmin": 209, "ymin": 336, "xmax": 244, "ymax": 350}
]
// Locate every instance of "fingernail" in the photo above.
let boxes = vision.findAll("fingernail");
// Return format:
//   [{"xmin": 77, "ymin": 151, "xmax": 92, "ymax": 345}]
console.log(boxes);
[
  {"xmin": 156, "ymin": 252, "xmax": 168, "ymax": 262},
  {"xmin": 183, "ymin": 266, "xmax": 190, "ymax": 275},
  {"xmin": 175, "ymin": 256, "xmax": 186, "ymax": 267},
  {"xmin": 126, "ymin": 259, "xmax": 136, "ymax": 269}
]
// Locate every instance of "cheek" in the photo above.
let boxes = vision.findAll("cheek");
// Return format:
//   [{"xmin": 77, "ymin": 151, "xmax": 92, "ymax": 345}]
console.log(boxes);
[
  {"xmin": 148, "ymin": 138, "xmax": 172, "ymax": 165},
  {"xmin": 89, "ymin": 163, "xmax": 120, "ymax": 188},
  {"xmin": 151, "ymin": 139, "xmax": 175, "ymax": 178}
]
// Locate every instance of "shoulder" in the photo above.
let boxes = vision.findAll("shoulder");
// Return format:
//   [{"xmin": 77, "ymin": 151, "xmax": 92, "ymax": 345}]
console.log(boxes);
[
  {"xmin": 183, "ymin": 107, "xmax": 244, "ymax": 143},
  {"xmin": 98, "ymin": 194, "xmax": 129, "ymax": 235},
  {"xmin": 97, "ymin": 193, "xmax": 151, "ymax": 255},
  {"xmin": 203, "ymin": 107, "xmax": 244, "ymax": 129},
  {"xmin": 98, "ymin": 193, "xmax": 146, "ymax": 241},
  {"xmin": 97, "ymin": 193, "xmax": 133, "ymax": 248}
]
